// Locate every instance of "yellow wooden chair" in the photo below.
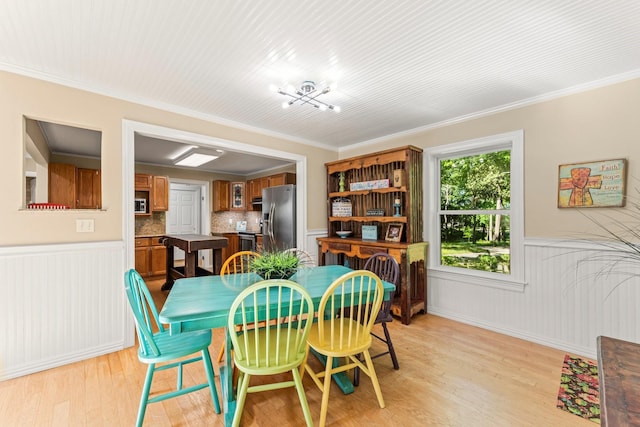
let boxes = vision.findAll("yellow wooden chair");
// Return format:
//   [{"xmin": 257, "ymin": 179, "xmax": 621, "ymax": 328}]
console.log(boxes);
[
  {"xmin": 228, "ymin": 279, "xmax": 315, "ymax": 427},
  {"xmin": 302, "ymin": 270, "xmax": 385, "ymax": 427},
  {"xmin": 218, "ymin": 250, "xmax": 262, "ymax": 363},
  {"xmin": 220, "ymin": 250, "xmax": 261, "ymax": 275}
]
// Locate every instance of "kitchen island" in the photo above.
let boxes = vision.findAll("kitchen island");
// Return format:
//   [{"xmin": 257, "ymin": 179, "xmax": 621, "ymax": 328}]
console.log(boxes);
[{"xmin": 161, "ymin": 234, "xmax": 228, "ymax": 290}]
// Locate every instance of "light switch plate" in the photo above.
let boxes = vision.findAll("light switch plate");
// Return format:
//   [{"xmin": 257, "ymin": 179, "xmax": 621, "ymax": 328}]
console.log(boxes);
[{"xmin": 76, "ymin": 219, "xmax": 95, "ymax": 232}]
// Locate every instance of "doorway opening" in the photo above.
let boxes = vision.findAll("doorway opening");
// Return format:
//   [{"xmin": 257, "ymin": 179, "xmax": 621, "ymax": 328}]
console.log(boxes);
[{"xmin": 122, "ymin": 119, "xmax": 307, "ymax": 346}]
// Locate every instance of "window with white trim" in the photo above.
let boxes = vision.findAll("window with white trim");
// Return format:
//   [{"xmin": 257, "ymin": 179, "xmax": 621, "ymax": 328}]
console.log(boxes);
[{"xmin": 425, "ymin": 130, "xmax": 524, "ymax": 287}]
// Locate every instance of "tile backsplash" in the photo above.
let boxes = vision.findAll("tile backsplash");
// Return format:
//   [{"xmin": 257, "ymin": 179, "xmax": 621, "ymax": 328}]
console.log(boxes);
[
  {"xmin": 211, "ymin": 211, "xmax": 261, "ymax": 233},
  {"xmin": 134, "ymin": 210, "xmax": 261, "ymax": 236},
  {"xmin": 135, "ymin": 212, "xmax": 166, "ymax": 236}
]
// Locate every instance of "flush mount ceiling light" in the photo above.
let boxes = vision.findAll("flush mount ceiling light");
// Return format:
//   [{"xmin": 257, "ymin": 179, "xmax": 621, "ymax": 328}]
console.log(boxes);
[
  {"xmin": 270, "ymin": 80, "xmax": 341, "ymax": 112},
  {"xmin": 175, "ymin": 153, "xmax": 218, "ymax": 167}
]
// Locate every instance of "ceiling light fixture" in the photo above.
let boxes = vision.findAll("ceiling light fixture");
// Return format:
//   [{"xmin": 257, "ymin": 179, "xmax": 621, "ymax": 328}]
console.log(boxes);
[
  {"xmin": 175, "ymin": 153, "xmax": 218, "ymax": 167},
  {"xmin": 270, "ymin": 80, "xmax": 341, "ymax": 112}
]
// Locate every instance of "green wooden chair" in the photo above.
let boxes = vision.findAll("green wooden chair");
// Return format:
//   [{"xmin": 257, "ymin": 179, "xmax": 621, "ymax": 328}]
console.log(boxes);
[
  {"xmin": 124, "ymin": 269, "xmax": 221, "ymax": 427},
  {"xmin": 228, "ymin": 279, "xmax": 315, "ymax": 427}
]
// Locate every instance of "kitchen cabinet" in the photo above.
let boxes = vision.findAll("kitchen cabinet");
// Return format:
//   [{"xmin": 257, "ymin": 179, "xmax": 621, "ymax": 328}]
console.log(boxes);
[
  {"xmin": 213, "ymin": 180, "xmax": 230, "ymax": 212},
  {"xmin": 135, "ymin": 173, "xmax": 169, "ymax": 215},
  {"xmin": 76, "ymin": 168, "xmax": 101, "ymax": 209},
  {"xmin": 317, "ymin": 145, "xmax": 426, "ymax": 325},
  {"xmin": 268, "ymin": 172, "xmax": 296, "ymax": 187},
  {"xmin": 247, "ymin": 173, "xmax": 295, "ymax": 211},
  {"xmin": 248, "ymin": 176, "xmax": 268, "ymax": 201},
  {"xmin": 230, "ymin": 182, "xmax": 246, "ymax": 211},
  {"xmin": 48, "ymin": 163, "xmax": 101, "ymax": 209},
  {"xmin": 134, "ymin": 174, "xmax": 152, "ymax": 190},
  {"xmin": 48, "ymin": 163, "xmax": 76, "ymax": 208},
  {"xmin": 151, "ymin": 175, "xmax": 169, "ymax": 211},
  {"xmin": 221, "ymin": 232, "xmax": 239, "ymax": 261},
  {"xmin": 135, "ymin": 236, "xmax": 167, "ymax": 277}
]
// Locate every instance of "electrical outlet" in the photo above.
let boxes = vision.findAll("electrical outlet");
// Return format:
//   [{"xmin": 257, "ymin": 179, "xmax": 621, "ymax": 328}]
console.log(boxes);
[{"xmin": 76, "ymin": 219, "xmax": 95, "ymax": 232}]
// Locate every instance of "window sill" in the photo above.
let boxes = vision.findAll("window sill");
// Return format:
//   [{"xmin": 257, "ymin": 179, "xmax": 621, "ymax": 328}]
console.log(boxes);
[{"xmin": 429, "ymin": 267, "xmax": 526, "ymax": 292}]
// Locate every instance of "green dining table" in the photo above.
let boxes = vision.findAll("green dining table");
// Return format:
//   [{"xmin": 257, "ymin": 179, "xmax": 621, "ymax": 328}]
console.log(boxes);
[{"xmin": 158, "ymin": 264, "xmax": 396, "ymax": 427}]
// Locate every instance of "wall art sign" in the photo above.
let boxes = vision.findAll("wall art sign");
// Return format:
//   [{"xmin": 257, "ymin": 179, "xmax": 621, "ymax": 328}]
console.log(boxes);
[{"xmin": 558, "ymin": 158, "xmax": 627, "ymax": 208}]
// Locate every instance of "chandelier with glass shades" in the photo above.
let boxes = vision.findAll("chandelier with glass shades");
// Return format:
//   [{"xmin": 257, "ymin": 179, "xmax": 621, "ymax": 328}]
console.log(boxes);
[{"xmin": 270, "ymin": 80, "xmax": 341, "ymax": 112}]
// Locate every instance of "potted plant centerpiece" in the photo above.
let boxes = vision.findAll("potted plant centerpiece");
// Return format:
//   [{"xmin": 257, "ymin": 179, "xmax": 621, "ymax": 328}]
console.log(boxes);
[{"xmin": 251, "ymin": 250, "xmax": 301, "ymax": 280}]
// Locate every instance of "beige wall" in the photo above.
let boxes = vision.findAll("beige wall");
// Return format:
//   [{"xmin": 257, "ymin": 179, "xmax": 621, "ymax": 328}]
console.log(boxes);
[
  {"xmin": 0, "ymin": 70, "xmax": 337, "ymax": 246},
  {"xmin": 4, "ymin": 69, "xmax": 639, "ymax": 245},
  {"xmin": 341, "ymin": 78, "xmax": 640, "ymax": 239}
]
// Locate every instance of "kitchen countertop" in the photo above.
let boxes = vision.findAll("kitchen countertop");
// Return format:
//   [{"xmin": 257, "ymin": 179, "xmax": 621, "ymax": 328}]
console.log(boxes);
[{"xmin": 212, "ymin": 231, "xmax": 262, "ymax": 235}]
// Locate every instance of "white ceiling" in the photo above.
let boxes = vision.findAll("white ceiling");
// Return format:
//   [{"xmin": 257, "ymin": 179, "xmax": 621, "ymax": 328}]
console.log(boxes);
[{"xmin": 6, "ymin": 1, "xmax": 640, "ymax": 166}]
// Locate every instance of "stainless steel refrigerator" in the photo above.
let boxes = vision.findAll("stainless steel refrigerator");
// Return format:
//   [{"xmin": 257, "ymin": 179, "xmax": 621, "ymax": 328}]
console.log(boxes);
[{"xmin": 262, "ymin": 184, "xmax": 296, "ymax": 251}]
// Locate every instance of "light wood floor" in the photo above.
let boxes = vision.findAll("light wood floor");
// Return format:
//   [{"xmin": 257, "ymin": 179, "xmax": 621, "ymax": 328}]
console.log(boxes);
[{"xmin": 0, "ymin": 278, "xmax": 593, "ymax": 427}]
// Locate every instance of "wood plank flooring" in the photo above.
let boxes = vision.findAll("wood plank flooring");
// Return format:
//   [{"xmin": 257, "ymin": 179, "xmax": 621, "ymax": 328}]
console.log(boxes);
[{"xmin": 0, "ymin": 278, "xmax": 593, "ymax": 426}]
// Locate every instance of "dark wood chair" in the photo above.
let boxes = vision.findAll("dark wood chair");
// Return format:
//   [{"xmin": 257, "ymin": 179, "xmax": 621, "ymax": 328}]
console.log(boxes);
[{"xmin": 354, "ymin": 252, "xmax": 400, "ymax": 386}]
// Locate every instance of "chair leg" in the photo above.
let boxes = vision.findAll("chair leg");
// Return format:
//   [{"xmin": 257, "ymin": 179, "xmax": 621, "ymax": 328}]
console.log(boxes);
[
  {"xmin": 292, "ymin": 367, "xmax": 314, "ymax": 427},
  {"xmin": 136, "ymin": 364, "xmax": 155, "ymax": 427},
  {"xmin": 201, "ymin": 348, "xmax": 221, "ymax": 414},
  {"xmin": 216, "ymin": 344, "xmax": 225, "ymax": 363},
  {"xmin": 299, "ymin": 344, "xmax": 310, "ymax": 379},
  {"xmin": 232, "ymin": 372, "xmax": 251, "ymax": 427},
  {"xmin": 353, "ymin": 354, "xmax": 361, "ymax": 386},
  {"xmin": 382, "ymin": 322, "xmax": 399, "ymax": 370},
  {"xmin": 318, "ymin": 356, "xmax": 334, "ymax": 427},
  {"xmin": 362, "ymin": 350, "xmax": 385, "ymax": 408}
]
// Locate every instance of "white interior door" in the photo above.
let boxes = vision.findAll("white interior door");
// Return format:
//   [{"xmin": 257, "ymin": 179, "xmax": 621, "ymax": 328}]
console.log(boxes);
[{"xmin": 167, "ymin": 184, "xmax": 201, "ymax": 262}]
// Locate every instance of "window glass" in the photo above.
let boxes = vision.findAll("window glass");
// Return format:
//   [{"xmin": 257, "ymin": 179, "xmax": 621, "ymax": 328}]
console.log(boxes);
[
  {"xmin": 426, "ymin": 130, "xmax": 523, "ymax": 286},
  {"xmin": 439, "ymin": 151, "xmax": 511, "ymax": 274}
]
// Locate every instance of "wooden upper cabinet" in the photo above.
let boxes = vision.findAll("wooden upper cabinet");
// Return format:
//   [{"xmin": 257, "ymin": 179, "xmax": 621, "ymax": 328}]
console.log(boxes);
[
  {"xmin": 48, "ymin": 163, "xmax": 102, "ymax": 209},
  {"xmin": 48, "ymin": 163, "xmax": 77, "ymax": 208},
  {"xmin": 268, "ymin": 172, "xmax": 296, "ymax": 187},
  {"xmin": 76, "ymin": 168, "xmax": 101, "ymax": 209},
  {"xmin": 134, "ymin": 173, "xmax": 168, "ymax": 212},
  {"xmin": 213, "ymin": 180, "xmax": 230, "ymax": 212},
  {"xmin": 134, "ymin": 173, "xmax": 152, "ymax": 190},
  {"xmin": 152, "ymin": 175, "xmax": 169, "ymax": 211}
]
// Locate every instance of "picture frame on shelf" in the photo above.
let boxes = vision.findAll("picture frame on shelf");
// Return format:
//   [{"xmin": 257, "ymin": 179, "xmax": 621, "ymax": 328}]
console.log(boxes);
[{"xmin": 384, "ymin": 223, "xmax": 403, "ymax": 242}]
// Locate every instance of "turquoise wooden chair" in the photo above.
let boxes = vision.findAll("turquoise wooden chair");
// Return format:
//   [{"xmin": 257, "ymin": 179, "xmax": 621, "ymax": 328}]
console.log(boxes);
[
  {"xmin": 228, "ymin": 279, "xmax": 315, "ymax": 427},
  {"xmin": 124, "ymin": 269, "xmax": 221, "ymax": 427}
]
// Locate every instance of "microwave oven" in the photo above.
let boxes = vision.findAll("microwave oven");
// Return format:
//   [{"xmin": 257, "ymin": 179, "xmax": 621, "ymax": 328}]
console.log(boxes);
[{"xmin": 134, "ymin": 198, "xmax": 147, "ymax": 213}]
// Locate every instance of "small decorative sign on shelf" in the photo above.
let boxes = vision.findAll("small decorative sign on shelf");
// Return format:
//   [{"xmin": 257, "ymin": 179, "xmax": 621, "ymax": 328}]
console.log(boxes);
[
  {"xmin": 349, "ymin": 179, "xmax": 390, "ymax": 191},
  {"xmin": 331, "ymin": 198, "xmax": 352, "ymax": 217},
  {"xmin": 362, "ymin": 225, "xmax": 378, "ymax": 240},
  {"xmin": 366, "ymin": 208, "xmax": 385, "ymax": 216}
]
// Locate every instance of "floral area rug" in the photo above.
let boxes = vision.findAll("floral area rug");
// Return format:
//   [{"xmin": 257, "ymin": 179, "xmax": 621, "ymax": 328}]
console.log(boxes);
[{"xmin": 556, "ymin": 354, "xmax": 601, "ymax": 424}]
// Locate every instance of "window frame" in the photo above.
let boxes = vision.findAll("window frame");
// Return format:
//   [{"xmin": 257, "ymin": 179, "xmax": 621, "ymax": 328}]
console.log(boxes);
[{"xmin": 424, "ymin": 130, "xmax": 525, "ymax": 291}]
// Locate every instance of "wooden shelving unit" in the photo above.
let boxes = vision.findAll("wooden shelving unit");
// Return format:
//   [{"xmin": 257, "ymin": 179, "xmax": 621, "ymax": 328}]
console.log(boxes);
[{"xmin": 317, "ymin": 146, "xmax": 428, "ymax": 325}]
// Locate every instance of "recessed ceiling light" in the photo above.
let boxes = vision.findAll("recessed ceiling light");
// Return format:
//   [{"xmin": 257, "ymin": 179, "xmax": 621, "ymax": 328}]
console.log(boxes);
[
  {"xmin": 175, "ymin": 153, "xmax": 218, "ymax": 167},
  {"xmin": 169, "ymin": 145, "xmax": 197, "ymax": 160}
]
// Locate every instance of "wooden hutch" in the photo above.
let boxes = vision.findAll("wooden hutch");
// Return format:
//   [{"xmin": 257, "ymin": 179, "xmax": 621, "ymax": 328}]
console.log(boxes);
[{"xmin": 317, "ymin": 145, "xmax": 428, "ymax": 325}]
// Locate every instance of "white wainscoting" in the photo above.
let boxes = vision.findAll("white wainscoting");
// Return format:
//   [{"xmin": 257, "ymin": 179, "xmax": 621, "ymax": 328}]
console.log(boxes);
[
  {"xmin": 0, "ymin": 241, "xmax": 126, "ymax": 380},
  {"xmin": 428, "ymin": 238, "xmax": 640, "ymax": 359},
  {"xmin": 3, "ymin": 235, "xmax": 636, "ymax": 379},
  {"xmin": 304, "ymin": 229, "xmax": 327, "ymax": 266}
]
